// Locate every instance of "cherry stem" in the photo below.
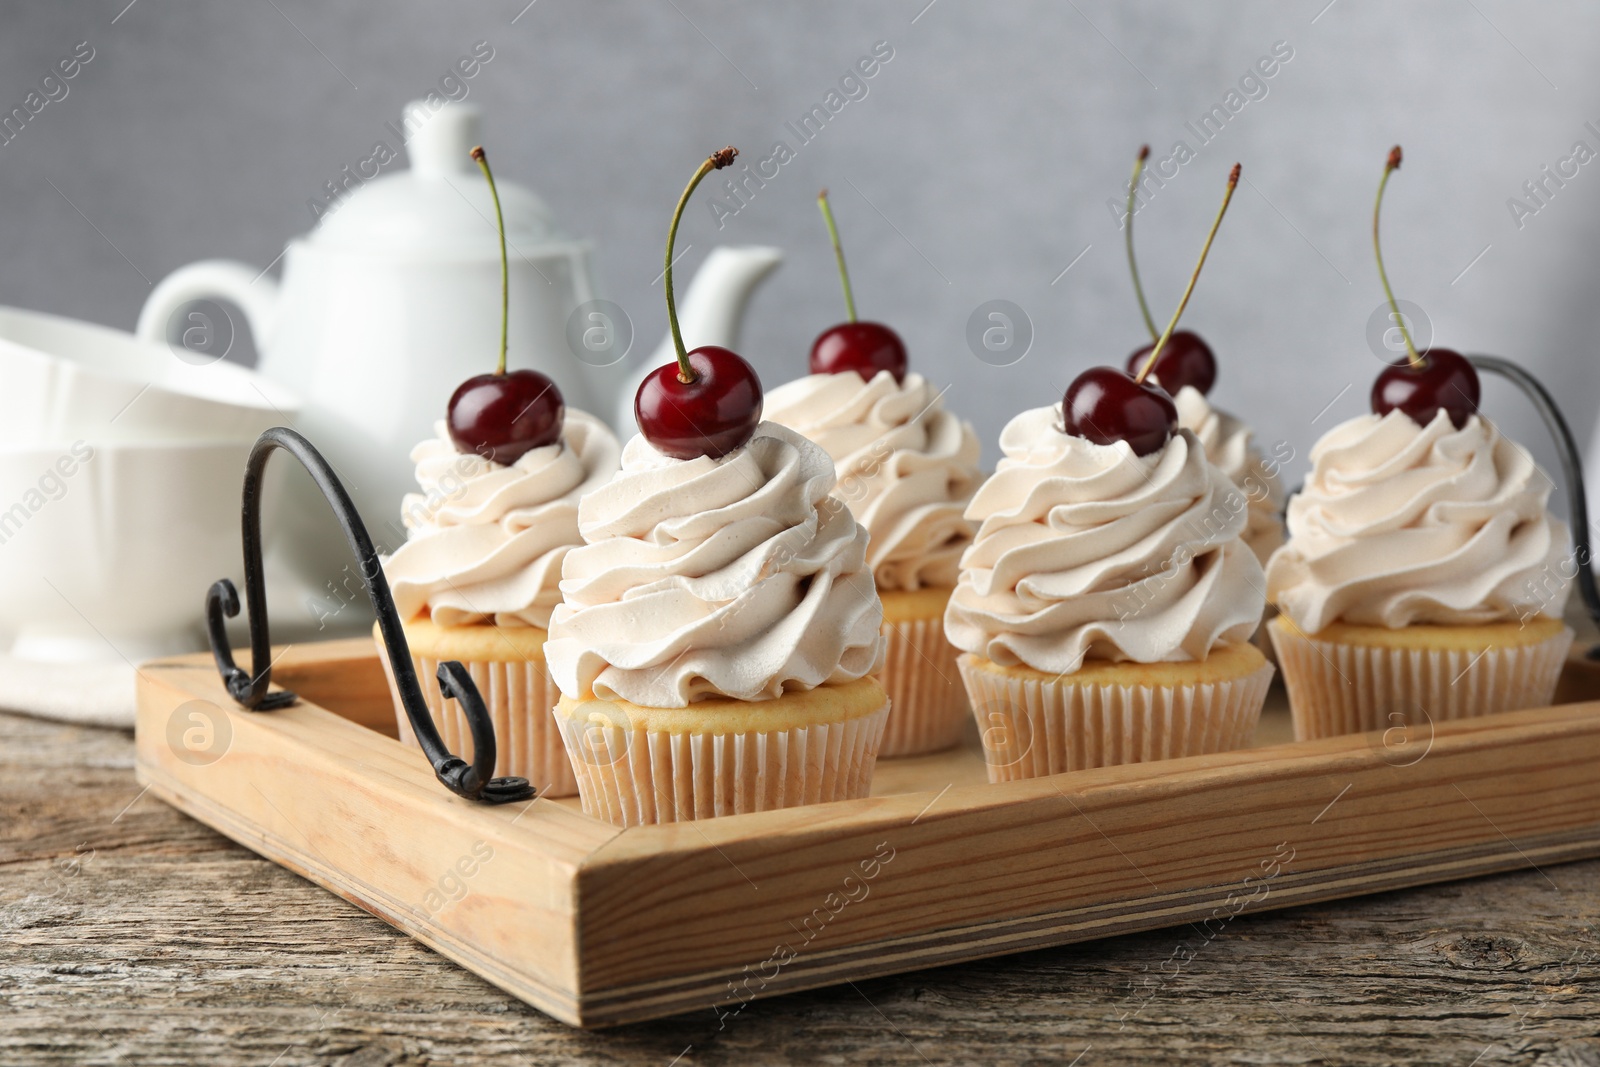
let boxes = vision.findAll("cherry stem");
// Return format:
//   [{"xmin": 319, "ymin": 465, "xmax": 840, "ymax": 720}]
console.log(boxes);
[
  {"xmin": 665, "ymin": 146, "xmax": 738, "ymax": 383},
  {"xmin": 817, "ymin": 189, "xmax": 857, "ymax": 323},
  {"xmin": 1373, "ymin": 145, "xmax": 1421, "ymax": 367},
  {"xmin": 1125, "ymin": 145, "xmax": 1158, "ymax": 340},
  {"xmin": 471, "ymin": 146, "xmax": 509, "ymax": 378},
  {"xmin": 1135, "ymin": 163, "xmax": 1240, "ymax": 386}
]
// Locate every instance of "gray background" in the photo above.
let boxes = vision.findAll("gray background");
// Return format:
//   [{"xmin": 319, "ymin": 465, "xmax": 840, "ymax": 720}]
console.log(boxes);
[{"xmin": 3, "ymin": 0, "xmax": 1598, "ymax": 503}]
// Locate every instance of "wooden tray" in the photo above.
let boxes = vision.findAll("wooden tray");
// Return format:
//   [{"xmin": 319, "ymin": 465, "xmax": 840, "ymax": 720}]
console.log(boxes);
[{"xmin": 134, "ymin": 638, "xmax": 1600, "ymax": 1028}]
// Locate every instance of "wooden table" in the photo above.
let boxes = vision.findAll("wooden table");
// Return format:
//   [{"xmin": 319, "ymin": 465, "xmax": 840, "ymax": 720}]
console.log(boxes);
[{"xmin": 5, "ymin": 704, "xmax": 1600, "ymax": 1066}]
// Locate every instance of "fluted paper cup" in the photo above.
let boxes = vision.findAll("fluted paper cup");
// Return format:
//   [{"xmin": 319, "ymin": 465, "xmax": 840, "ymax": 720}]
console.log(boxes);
[
  {"xmin": 553, "ymin": 685, "xmax": 889, "ymax": 826},
  {"xmin": 1268, "ymin": 616, "xmax": 1573, "ymax": 741},
  {"xmin": 879, "ymin": 613, "xmax": 969, "ymax": 757},
  {"xmin": 378, "ymin": 625, "xmax": 576, "ymax": 797},
  {"xmin": 957, "ymin": 651, "xmax": 1273, "ymax": 783}
]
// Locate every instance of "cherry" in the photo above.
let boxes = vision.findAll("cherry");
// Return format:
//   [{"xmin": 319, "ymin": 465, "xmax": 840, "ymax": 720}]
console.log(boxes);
[
  {"xmin": 1368, "ymin": 146, "xmax": 1481, "ymax": 429},
  {"xmin": 1124, "ymin": 330, "xmax": 1217, "ymax": 396},
  {"xmin": 635, "ymin": 147, "xmax": 764, "ymax": 460},
  {"xmin": 806, "ymin": 189, "xmax": 907, "ymax": 382},
  {"xmin": 1066, "ymin": 163, "xmax": 1239, "ymax": 455},
  {"xmin": 1062, "ymin": 366, "xmax": 1177, "ymax": 456},
  {"xmin": 811, "ymin": 321, "xmax": 907, "ymax": 381},
  {"xmin": 448, "ymin": 369, "xmax": 564, "ymax": 463},
  {"xmin": 443, "ymin": 145, "xmax": 565, "ymax": 466},
  {"xmin": 1371, "ymin": 347, "xmax": 1479, "ymax": 430},
  {"xmin": 635, "ymin": 346, "xmax": 763, "ymax": 460}
]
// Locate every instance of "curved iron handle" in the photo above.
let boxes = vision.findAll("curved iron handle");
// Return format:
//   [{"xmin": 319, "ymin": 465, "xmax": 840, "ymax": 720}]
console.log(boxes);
[
  {"xmin": 205, "ymin": 426, "xmax": 535, "ymax": 804},
  {"xmin": 1469, "ymin": 355, "xmax": 1600, "ymax": 647}
]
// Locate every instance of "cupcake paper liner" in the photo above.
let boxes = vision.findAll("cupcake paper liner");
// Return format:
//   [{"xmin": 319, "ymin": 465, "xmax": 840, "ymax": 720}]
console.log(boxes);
[
  {"xmin": 878, "ymin": 613, "xmax": 969, "ymax": 757},
  {"xmin": 382, "ymin": 647, "xmax": 577, "ymax": 798},
  {"xmin": 553, "ymin": 698, "xmax": 889, "ymax": 826},
  {"xmin": 957, "ymin": 654, "xmax": 1274, "ymax": 783},
  {"xmin": 1268, "ymin": 618, "xmax": 1574, "ymax": 742}
]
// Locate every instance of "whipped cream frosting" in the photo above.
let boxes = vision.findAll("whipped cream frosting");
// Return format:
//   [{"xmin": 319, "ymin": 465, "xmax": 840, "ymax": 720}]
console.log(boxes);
[
  {"xmin": 384, "ymin": 410, "xmax": 621, "ymax": 629},
  {"xmin": 944, "ymin": 405, "xmax": 1266, "ymax": 674},
  {"xmin": 763, "ymin": 370, "xmax": 981, "ymax": 591},
  {"xmin": 1173, "ymin": 386, "xmax": 1286, "ymax": 564},
  {"xmin": 1265, "ymin": 409, "xmax": 1570, "ymax": 631},
  {"xmin": 545, "ymin": 422, "xmax": 886, "ymax": 707}
]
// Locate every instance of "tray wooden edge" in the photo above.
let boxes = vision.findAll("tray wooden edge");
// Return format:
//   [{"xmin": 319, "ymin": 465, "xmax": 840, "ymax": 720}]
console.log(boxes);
[
  {"xmin": 134, "ymin": 640, "xmax": 1600, "ymax": 1029},
  {"xmin": 573, "ymin": 825, "xmax": 1600, "ymax": 1027},
  {"xmin": 564, "ymin": 704, "xmax": 1600, "ymax": 1025},
  {"xmin": 135, "ymin": 759, "xmax": 593, "ymax": 1026},
  {"xmin": 134, "ymin": 654, "xmax": 618, "ymax": 1028}
]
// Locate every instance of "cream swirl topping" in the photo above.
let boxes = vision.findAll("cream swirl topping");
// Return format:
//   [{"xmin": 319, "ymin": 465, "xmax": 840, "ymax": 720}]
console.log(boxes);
[
  {"xmin": 545, "ymin": 422, "xmax": 885, "ymax": 707},
  {"xmin": 1173, "ymin": 385, "xmax": 1286, "ymax": 564},
  {"xmin": 944, "ymin": 405, "xmax": 1266, "ymax": 674},
  {"xmin": 763, "ymin": 370, "xmax": 982, "ymax": 591},
  {"xmin": 1265, "ymin": 409, "xmax": 1570, "ymax": 631},
  {"xmin": 384, "ymin": 410, "xmax": 621, "ymax": 629}
]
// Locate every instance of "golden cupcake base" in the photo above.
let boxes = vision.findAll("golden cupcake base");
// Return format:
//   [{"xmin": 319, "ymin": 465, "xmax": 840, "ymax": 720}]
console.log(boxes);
[
  {"xmin": 1269, "ymin": 614, "xmax": 1574, "ymax": 741},
  {"xmin": 552, "ymin": 677, "xmax": 889, "ymax": 826},
  {"xmin": 956, "ymin": 642, "xmax": 1273, "ymax": 782}
]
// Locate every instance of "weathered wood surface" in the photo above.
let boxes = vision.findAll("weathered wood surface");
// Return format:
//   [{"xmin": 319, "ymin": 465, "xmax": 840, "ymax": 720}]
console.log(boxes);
[{"xmin": 6, "ymin": 708, "xmax": 1600, "ymax": 1065}]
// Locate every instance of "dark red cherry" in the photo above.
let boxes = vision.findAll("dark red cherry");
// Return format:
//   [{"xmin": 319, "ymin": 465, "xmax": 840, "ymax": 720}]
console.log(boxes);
[
  {"xmin": 810, "ymin": 321, "xmax": 907, "ymax": 382},
  {"xmin": 447, "ymin": 369, "xmax": 564, "ymax": 465},
  {"xmin": 645, "ymin": 148, "xmax": 759, "ymax": 458},
  {"xmin": 1062, "ymin": 366, "xmax": 1177, "ymax": 456},
  {"xmin": 635, "ymin": 346, "xmax": 763, "ymax": 460},
  {"xmin": 1370, "ymin": 347, "xmax": 1480, "ymax": 429},
  {"xmin": 446, "ymin": 147, "xmax": 564, "ymax": 465},
  {"xmin": 1125, "ymin": 329, "xmax": 1216, "ymax": 396}
]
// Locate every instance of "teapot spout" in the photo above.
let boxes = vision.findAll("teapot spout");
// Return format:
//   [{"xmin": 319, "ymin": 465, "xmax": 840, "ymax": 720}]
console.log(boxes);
[
  {"xmin": 660, "ymin": 245, "xmax": 782, "ymax": 355},
  {"xmin": 617, "ymin": 245, "xmax": 781, "ymax": 434}
]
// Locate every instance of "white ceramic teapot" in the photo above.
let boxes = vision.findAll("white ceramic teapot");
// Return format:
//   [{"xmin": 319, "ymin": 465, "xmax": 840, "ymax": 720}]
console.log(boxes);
[{"xmin": 136, "ymin": 99, "xmax": 780, "ymax": 635}]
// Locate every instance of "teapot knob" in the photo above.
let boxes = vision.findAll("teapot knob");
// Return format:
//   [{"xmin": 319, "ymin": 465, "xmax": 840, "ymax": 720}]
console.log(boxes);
[{"xmin": 404, "ymin": 99, "xmax": 481, "ymax": 178}]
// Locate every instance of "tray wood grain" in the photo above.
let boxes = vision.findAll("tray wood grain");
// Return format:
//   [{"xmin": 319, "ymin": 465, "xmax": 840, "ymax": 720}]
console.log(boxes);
[{"xmin": 134, "ymin": 638, "xmax": 1600, "ymax": 1027}]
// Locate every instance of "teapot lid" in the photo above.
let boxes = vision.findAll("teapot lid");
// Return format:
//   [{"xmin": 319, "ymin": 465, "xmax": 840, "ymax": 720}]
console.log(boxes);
[{"xmin": 308, "ymin": 101, "xmax": 564, "ymax": 257}]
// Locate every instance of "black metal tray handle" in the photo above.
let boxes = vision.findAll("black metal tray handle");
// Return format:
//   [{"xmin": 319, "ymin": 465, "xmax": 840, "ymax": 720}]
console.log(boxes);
[
  {"xmin": 1470, "ymin": 355, "xmax": 1600, "ymax": 649},
  {"xmin": 205, "ymin": 427, "xmax": 535, "ymax": 804}
]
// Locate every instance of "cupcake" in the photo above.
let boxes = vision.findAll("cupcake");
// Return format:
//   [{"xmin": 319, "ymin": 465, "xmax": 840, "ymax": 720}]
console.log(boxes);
[
  {"xmin": 1265, "ymin": 408, "xmax": 1572, "ymax": 739},
  {"xmin": 544, "ymin": 422, "xmax": 888, "ymax": 825},
  {"xmin": 765, "ymin": 369, "xmax": 981, "ymax": 756},
  {"xmin": 946, "ymin": 161, "xmax": 1270, "ymax": 780},
  {"xmin": 371, "ymin": 144, "xmax": 623, "ymax": 797},
  {"xmin": 543, "ymin": 148, "xmax": 890, "ymax": 825},
  {"xmin": 1266, "ymin": 144, "xmax": 1576, "ymax": 740},
  {"xmin": 380, "ymin": 410, "xmax": 620, "ymax": 795},
  {"xmin": 944, "ymin": 404, "xmax": 1274, "ymax": 781},
  {"xmin": 762, "ymin": 189, "xmax": 982, "ymax": 756}
]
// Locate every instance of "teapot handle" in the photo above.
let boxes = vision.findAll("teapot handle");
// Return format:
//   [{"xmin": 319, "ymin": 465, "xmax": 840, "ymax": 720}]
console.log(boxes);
[{"xmin": 136, "ymin": 258, "xmax": 280, "ymax": 354}]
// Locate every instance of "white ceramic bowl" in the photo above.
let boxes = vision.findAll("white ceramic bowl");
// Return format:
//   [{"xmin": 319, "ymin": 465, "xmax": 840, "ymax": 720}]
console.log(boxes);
[
  {"xmin": 0, "ymin": 438, "xmax": 253, "ymax": 662},
  {"xmin": 0, "ymin": 305, "xmax": 300, "ymax": 444}
]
